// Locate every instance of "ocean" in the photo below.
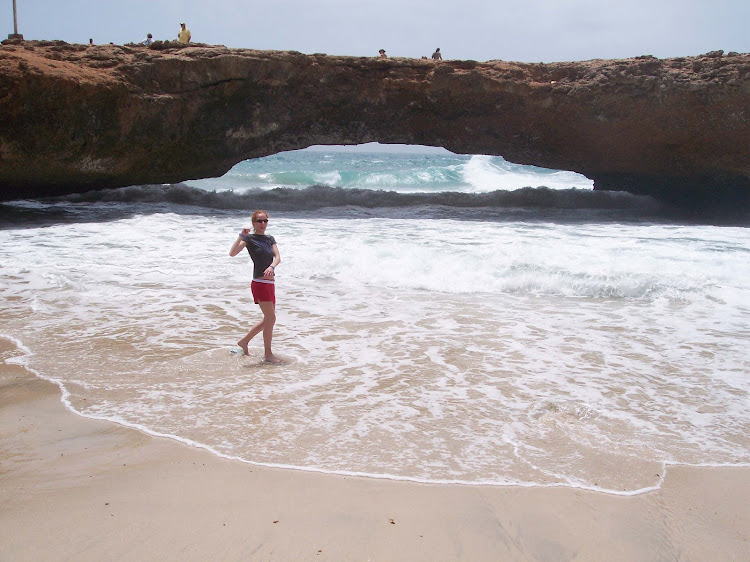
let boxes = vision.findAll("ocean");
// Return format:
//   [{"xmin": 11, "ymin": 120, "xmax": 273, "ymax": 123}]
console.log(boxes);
[{"xmin": 1, "ymin": 145, "xmax": 749, "ymax": 495}]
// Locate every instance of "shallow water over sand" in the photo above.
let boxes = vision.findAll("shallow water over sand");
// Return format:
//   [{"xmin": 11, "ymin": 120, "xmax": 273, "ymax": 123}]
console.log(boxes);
[{"xmin": 2, "ymin": 202, "xmax": 749, "ymax": 494}]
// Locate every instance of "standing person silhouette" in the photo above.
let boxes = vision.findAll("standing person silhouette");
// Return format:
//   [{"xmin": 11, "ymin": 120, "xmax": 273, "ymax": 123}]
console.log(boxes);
[
  {"xmin": 178, "ymin": 22, "xmax": 191, "ymax": 44},
  {"xmin": 229, "ymin": 210, "xmax": 283, "ymax": 363},
  {"xmin": 432, "ymin": 48, "xmax": 442, "ymax": 60}
]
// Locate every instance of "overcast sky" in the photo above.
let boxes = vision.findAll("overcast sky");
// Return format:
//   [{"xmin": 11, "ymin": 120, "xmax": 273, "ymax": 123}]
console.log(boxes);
[{"xmin": 2, "ymin": 0, "xmax": 748, "ymax": 62}]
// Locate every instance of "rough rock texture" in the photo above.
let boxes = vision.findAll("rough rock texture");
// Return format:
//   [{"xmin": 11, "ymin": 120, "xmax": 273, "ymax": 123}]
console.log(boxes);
[{"xmin": 1, "ymin": 40, "xmax": 749, "ymax": 208}]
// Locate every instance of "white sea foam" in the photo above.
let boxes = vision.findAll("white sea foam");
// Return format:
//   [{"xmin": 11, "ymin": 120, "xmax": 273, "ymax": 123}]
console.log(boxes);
[
  {"xmin": 462, "ymin": 155, "xmax": 593, "ymax": 191},
  {"xmin": 0, "ymin": 208, "xmax": 750, "ymax": 493},
  {"xmin": 1, "ymin": 188, "xmax": 748, "ymax": 495}
]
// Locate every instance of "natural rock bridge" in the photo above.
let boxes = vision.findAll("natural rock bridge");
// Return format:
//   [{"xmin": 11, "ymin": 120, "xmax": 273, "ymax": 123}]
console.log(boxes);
[{"xmin": 1, "ymin": 40, "xmax": 749, "ymax": 210}]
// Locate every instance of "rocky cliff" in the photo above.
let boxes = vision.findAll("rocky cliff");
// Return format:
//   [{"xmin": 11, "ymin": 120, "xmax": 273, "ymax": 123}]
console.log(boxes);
[{"xmin": 1, "ymin": 40, "xmax": 749, "ymax": 209}]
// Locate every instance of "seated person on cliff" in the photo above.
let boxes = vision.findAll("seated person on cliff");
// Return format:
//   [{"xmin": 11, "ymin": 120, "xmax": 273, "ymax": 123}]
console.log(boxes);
[{"xmin": 378, "ymin": 49, "xmax": 387, "ymax": 58}]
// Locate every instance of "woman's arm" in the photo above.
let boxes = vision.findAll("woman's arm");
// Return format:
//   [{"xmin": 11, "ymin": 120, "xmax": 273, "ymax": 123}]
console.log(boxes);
[
  {"xmin": 263, "ymin": 244, "xmax": 281, "ymax": 278},
  {"xmin": 229, "ymin": 229, "xmax": 251, "ymax": 256}
]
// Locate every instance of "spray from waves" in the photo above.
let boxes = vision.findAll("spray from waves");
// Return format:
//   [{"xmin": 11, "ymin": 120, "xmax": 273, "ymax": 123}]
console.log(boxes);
[
  {"xmin": 462, "ymin": 155, "xmax": 593, "ymax": 191},
  {"xmin": 32, "ymin": 183, "xmax": 664, "ymax": 215}
]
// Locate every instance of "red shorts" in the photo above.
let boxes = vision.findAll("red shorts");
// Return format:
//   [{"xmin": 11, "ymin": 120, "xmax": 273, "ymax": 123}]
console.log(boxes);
[{"xmin": 251, "ymin": 280, "xmax": 275, "ymax": 304}]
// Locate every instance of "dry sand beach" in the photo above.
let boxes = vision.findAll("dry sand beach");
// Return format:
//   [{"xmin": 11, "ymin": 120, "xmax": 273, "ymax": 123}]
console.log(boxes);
[{"xmin": 1, "ymin": 339, "xmax": 748, "ymax": 561}]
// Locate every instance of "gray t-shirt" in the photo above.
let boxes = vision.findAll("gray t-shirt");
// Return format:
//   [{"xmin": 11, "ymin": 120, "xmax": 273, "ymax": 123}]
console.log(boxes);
[{"xmin": 241, "ymin": 234, "xmax": 276, "ymax": 279}]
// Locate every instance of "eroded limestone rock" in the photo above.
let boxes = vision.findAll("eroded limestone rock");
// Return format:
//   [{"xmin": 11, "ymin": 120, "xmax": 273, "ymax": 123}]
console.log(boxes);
[{"xmin": 1, "ymin": 40, "xmax": 748, "ymax": 209}]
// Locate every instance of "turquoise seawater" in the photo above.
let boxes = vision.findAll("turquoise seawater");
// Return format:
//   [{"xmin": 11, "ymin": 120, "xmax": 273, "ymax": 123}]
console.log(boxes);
[{"xmin": 187, "ymin": 145, "xmax": 594, "ymax": 193}]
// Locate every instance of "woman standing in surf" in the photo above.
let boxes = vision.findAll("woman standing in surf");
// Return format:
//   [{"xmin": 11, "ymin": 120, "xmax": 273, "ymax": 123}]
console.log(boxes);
[{"xmin": 229, "ymin": 210, "xmax": 283, "ymax": 364}]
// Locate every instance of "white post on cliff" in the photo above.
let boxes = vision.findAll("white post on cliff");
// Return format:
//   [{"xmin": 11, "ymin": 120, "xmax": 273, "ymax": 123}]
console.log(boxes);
[{"xmin": 9, "ymin": 0, "xmax": 23, "ymax": 39}]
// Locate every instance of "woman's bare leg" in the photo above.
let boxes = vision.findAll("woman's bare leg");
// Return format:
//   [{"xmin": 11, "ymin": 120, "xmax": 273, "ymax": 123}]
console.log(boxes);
[
  {"xmin": 238, "ymin": 318, "xmax": 264, "ymax": 355},
  {"xmin": 258, "ymin": 300, "xmax": 283, "ymax": 363}
]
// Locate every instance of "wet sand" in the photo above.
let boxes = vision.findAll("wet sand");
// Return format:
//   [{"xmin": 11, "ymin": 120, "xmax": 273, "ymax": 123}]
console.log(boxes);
[{"xmin": 1, "ymin": 344, "xmax": 748, "ymax": 560}]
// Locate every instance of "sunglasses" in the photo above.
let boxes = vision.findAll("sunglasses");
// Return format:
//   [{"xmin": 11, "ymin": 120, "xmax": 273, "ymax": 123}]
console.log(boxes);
[{"xmin": 253, "ymin": 219, "xmax": 269, "ymax": 223}]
